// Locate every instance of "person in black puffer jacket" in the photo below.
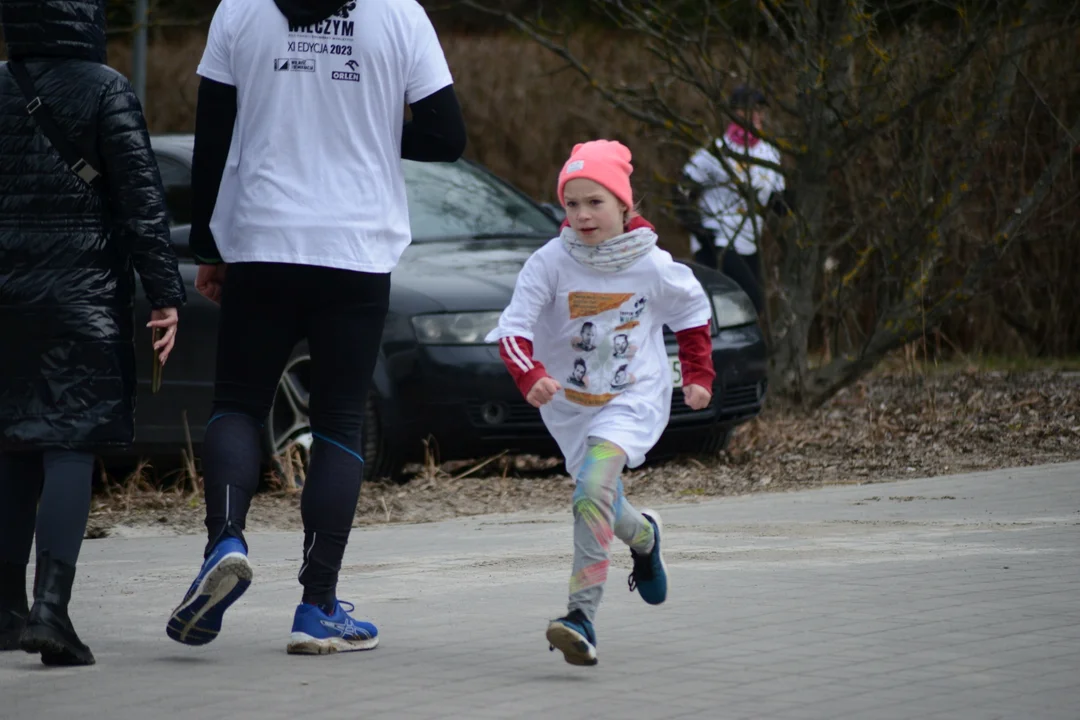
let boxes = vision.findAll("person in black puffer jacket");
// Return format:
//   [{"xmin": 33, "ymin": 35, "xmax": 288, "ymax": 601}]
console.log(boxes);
[{"xmin": 0, "ymin": 0, "xmax": 186, "ymax": 667}]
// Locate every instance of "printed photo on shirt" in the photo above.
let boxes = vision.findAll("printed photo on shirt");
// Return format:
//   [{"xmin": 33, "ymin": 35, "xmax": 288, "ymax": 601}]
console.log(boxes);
[
  {"xmin": 610, "ymin": 364, "xmax": 636, "ymax": 391},
  {"xmin": 571, "ymin": 321, "xmax": 597, "ymax": 352},
  {"xmin": 619, "ymin": 296, "xmax": 647, "ymax": 324},
  {"xmin": 566, "ymin": 358, "xmax": 589, "ymax": 388},
  {"xmin": 612, "ymin": 333, "xmax": 637, "ymax": 360}
]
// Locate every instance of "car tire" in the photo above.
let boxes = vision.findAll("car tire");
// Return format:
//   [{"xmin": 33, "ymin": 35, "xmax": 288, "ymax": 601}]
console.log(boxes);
[
  {"xmin": 360, "ymin": 393, "xmax": 401, "ymax": 482},
  {"xmin": 263, "ymin": 345, "xmax": 396, "ymax": 486}
]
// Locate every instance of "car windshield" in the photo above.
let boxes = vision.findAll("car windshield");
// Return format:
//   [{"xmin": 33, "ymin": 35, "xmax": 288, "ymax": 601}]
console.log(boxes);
[
  {"xmin": 151, "ymin": 139, "xmax": 560, "ymax": 243},
  {"xmin": 403, "ymin": 160, "xmax": 559, "ymax": 241}
]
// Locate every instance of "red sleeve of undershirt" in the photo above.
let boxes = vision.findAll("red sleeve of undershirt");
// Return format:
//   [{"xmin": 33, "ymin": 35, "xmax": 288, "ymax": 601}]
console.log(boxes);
[
  {"xmin": 675, "ymin": 323, "xmax": 715, "ymax": 389},
  {"xmin": 497, "ymin": 336, "xmax": 550, "ymax": 398}
]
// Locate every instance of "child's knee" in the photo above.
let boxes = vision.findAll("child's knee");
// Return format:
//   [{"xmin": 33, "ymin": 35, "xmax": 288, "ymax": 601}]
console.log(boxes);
[
  {"xmin": 573, "ymin": 476, "xmax": 617, "ymax": 520},
  {"xmin": 586, "ymin": 437, "xmax": 626, "ymax": 461},
  {"xmin": 573, "ymin": 479, "xmax": 603, "ymax": 508}
]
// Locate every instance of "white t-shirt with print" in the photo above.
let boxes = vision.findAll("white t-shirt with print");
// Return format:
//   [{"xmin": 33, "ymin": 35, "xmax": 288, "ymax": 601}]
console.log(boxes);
[
  {"xmin": 197, "ymin": 0, "xmax": 454, "ymax": 273},
  {"xmin": 486, "ymin": 238, "xmax": 712, "ymax": 477},
  {"xmin": 683, "ymin": 134, "xmax": 785, "ymax": 256}
]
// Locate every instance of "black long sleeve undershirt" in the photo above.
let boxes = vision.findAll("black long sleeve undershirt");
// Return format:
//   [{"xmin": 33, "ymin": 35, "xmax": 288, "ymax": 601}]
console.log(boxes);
[
  {"xmin": 402, "ymin": 83, "xmax": 467, "ymax": 162},
  {"xmin": 188, "ymin": 77, "xmax": 237, "ymax": 264}
]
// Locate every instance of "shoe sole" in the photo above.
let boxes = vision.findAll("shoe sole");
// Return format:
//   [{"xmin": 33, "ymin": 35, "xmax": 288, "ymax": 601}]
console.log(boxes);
[
  {"xmin": 546, "ymin": 622, "xmax": 598, "ymax": 666},
  {"xmin": 166, "ymin": 554, "xmax": 252, "ymax": 646},
  {"xmin": 639, "ymin": 509, "xmax": 668, "ymax": 605},
  {"xmin": 286, "ymin": 632, "xmax": 379, "ymax": 655},
  {"xmin": 19, "ymin": 626, "xmax": 95, "ymax": 666}
]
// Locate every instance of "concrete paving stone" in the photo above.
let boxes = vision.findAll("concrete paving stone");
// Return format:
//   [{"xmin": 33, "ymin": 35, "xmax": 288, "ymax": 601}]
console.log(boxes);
[
  {"xmin": 920, "ymin": 712, "xmax": 1005, "ymax": 720},
  {"xmin": 708, "ymin": 696, "xmax": 809, "ymax": 718},
  {"xmin": 990, "ymin": 667, "xmax": 1080, "ymax": 691},
  {"xmin": 2, "ymin": 461, "xmax": 1078, "ymax": 720},
  {"xmin": 774, "ymin": 691, "xmax": 907, "ymax": 718},
  {"xmin": 919, "ymin": 668, "xmax": 1030, "ymax": 691},
  {"xmin": 816, "ymin": 672, "xmax": 923, "ymax": 692},
  {"xmin": 840, "ymin": 703, "xmax": 940, "ymax": 720}
]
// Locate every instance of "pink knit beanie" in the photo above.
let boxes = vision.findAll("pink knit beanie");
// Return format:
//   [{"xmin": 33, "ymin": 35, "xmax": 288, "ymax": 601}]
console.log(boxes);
[{"xmin": 556, "ymin": 140, "xmax": 634, "ymax": 211}]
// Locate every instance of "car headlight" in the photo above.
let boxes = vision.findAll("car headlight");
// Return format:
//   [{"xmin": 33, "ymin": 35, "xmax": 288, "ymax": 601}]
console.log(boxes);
[
  {"xmin": 411, "ymin": 311, "xmax": 503, "ymax": 345},
  {"xmin": 712, "ymin": 291, "xmax": 757, "ymax": 328}
]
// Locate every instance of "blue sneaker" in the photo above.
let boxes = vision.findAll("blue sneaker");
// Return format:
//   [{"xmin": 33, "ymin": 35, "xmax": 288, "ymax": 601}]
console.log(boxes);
[
  {"xmin": 628, "ymin": 509, "xmax": 667, "ymax": 605},
  {"xmin": 546, "ymin": 609, "xmax": 598, "ymax": 666},
  {"xmin": 286, "ymin": 600, "xmax": 379, "ymax": 655},
  {"xmin": 166, "ymin": 537, "xmax": 252, "ymax": 646}
]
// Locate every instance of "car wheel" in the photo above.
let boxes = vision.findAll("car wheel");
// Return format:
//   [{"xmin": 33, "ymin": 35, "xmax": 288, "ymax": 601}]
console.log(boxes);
[
  {"xmin": 265, "ymin": 348, "xmax": 395, "ymax": 486},
  {"xmin": 360, "ymin": 393, "xmax": 400, "ymax": 482},
  {"xmin": 265, "ymin": 350, "xmax": 314, "ymax": 489}
]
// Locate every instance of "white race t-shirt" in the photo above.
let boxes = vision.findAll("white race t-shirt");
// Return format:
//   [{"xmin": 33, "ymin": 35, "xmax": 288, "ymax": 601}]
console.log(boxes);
[
  {"xmin": 486, "ymin": 239, "xmax": 712, "ymax": 477},
  {"xmin": 197, "ymin": 0, "xmax": 454, "ymax": 272},
  {"xmin": 683, "ymin": 134, "xmax": 785, "ymax": 256}
]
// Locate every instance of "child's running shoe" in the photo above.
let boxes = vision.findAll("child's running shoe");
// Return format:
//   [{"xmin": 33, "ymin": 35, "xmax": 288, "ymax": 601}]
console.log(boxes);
[
  {"xmin": 628, "ymin": 509, "xmax": 668, "ymax": 605},
  {"xmin": 546, "ymin": 609, "xmax": 598, "ymax": 666},
  {"xmin": 286, "ymin": 600, "xmax": 379, "ymax": 655},
  {"xmin": 167, "ymin": 537, "xmax": 253, "ymax": 646}
]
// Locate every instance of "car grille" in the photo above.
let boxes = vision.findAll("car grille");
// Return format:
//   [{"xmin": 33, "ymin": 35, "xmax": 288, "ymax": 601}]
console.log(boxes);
[
  {"xmin": 671, "ymin": 380, "xmax": 764, "ymax": 416},
  {"xmin": 719, "ymin": 380, "xmax": 765, "ymax": 409},
  {"xmin": 466, "ymin": 400, "xmax": 543, "ymax": 427},
  {"xmin": 467, "ymin": 380, "xmax": 764, "ymax": 429}
]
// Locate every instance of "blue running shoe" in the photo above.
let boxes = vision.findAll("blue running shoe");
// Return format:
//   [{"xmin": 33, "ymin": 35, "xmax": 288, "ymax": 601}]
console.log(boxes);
[
  {"xmin": 286, "ymin": 600, "xmax": 379, "ymax": 655},
  {"xmin": 166, "ymin": 537, "xmax": 252, "ymax": 646},
  {"xmin": 628, "ymin": 509, "xmax": 667, "ymax": 605},
  {"xmin": 546, "ymin": 609, "xmax": 598, "ymax": 666}
]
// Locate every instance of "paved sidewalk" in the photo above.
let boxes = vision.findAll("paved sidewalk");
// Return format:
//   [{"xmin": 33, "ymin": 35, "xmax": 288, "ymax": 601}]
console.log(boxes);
[{"xmin": 2, "ymin": 462, "xmax": 1078, "ymax": 720}]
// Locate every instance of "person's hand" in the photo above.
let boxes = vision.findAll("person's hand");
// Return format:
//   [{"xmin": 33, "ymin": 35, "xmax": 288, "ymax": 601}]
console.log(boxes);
[
  {"xmin": 195, "ymin": 263, "xmax": 227, "ymax": 304},
  {"xmin": 147, "ymin": 307, "xmax": 179, "ymax": 365},
  {"xmin": 526, "ymin": 376, "xmax": 561, "ymax": 408},
  {"xmin": 683, "ymin": 383, "xmax": 712, "ymax": 410}
]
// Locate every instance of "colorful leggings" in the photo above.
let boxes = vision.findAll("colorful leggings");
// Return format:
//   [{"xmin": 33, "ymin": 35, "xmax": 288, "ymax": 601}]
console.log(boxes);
[{"xmin": 568, "ymin": 438, "xmax": 655, "ymax": 622}]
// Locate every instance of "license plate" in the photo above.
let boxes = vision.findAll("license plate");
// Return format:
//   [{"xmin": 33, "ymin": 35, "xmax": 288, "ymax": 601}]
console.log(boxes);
[{"xmin": 669, "ymin": 355, "xmax": 683, "ymax": 388}]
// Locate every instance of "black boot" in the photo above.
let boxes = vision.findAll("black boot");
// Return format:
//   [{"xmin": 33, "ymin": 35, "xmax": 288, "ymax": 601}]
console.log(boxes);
[
  {"xmin": 0, "ymin": 562, "xmax": 29, "ymax": 651},
  {"xmin": 18, "ymin": 552, "xmax": 95, "ymax": 666}
]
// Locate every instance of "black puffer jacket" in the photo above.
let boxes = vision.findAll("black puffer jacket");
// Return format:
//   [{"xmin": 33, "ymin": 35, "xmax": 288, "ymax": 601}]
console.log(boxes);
[{"xmin": 0, "ymin": 0, "xmax": 186, "ymax": 452}]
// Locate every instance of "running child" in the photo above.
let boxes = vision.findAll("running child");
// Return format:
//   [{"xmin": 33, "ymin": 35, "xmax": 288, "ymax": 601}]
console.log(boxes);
[{"xmin": 485, "ymin": 139, "xmax": 715, "ymax": 666}]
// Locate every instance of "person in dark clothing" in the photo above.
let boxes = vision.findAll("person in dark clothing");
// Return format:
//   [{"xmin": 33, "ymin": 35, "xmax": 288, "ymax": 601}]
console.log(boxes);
[
  {"xmin": 165, "ymin": 0, "xmax": 466, "ymax": 655},
  {"xmin": 0, "ymin": 0, "xmax": 187, "ymax": 666}
]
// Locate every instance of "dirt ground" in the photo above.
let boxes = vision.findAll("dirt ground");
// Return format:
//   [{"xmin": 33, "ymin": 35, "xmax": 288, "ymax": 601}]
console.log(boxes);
[{"xmin": 86, "ymin": 367, "xmax": 1080, "ymax": 538}]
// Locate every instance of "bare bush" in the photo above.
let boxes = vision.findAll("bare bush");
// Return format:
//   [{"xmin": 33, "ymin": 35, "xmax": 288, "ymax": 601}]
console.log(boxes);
[
  {"xmin": 7, "ymin": 12, "xmax": 1073, "ymax": 398},
  {"xmin": 459, "ymin": 0, "xmax": 1080, "ymax": 406}
]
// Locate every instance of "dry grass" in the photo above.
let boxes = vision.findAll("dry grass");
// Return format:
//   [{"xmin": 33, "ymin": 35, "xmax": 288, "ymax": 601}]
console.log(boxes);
[{"xmin": 86, "ymin": 362, "xmax": 1080, "ymax": 537}]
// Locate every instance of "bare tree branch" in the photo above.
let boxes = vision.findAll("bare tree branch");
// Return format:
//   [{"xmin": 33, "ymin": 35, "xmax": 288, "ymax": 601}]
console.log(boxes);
[{"xmin": 805, "ymin": 109, "xmax": 1080, "ymax": 406}]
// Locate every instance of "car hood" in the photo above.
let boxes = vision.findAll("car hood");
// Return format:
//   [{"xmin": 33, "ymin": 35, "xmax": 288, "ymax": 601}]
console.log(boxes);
[
  {"xmin": 394, "ymin": 237, "xmax": 548, "ymax": 313},
  {"xmin": 390, "ymin": 235, "xmax": 742, "ymax": 316}
]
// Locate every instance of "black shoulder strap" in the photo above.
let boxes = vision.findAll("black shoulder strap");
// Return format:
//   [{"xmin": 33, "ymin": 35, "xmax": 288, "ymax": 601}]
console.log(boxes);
[{"xmin": 6, "ymin": 60, "xmax": 102, "ymax": 186}]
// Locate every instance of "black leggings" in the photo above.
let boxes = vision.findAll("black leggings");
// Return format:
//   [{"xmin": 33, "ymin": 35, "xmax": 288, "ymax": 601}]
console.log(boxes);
[
  {"xmin": 694, "ymin": 243, "xmax": 765, "ymax": 316},
  {"xmin": 0, "ymin": 451, "xmax": 94, "ymax": 568},
  {"xmin": 201, "ymin": 262, "xmax": 390, "ymax": 608}
]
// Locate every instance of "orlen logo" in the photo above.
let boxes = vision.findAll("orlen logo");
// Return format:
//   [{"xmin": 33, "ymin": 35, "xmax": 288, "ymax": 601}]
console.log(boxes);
[{"xmin": 332, "ymin": 59, "xmax": 360, "ymax": 82}]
